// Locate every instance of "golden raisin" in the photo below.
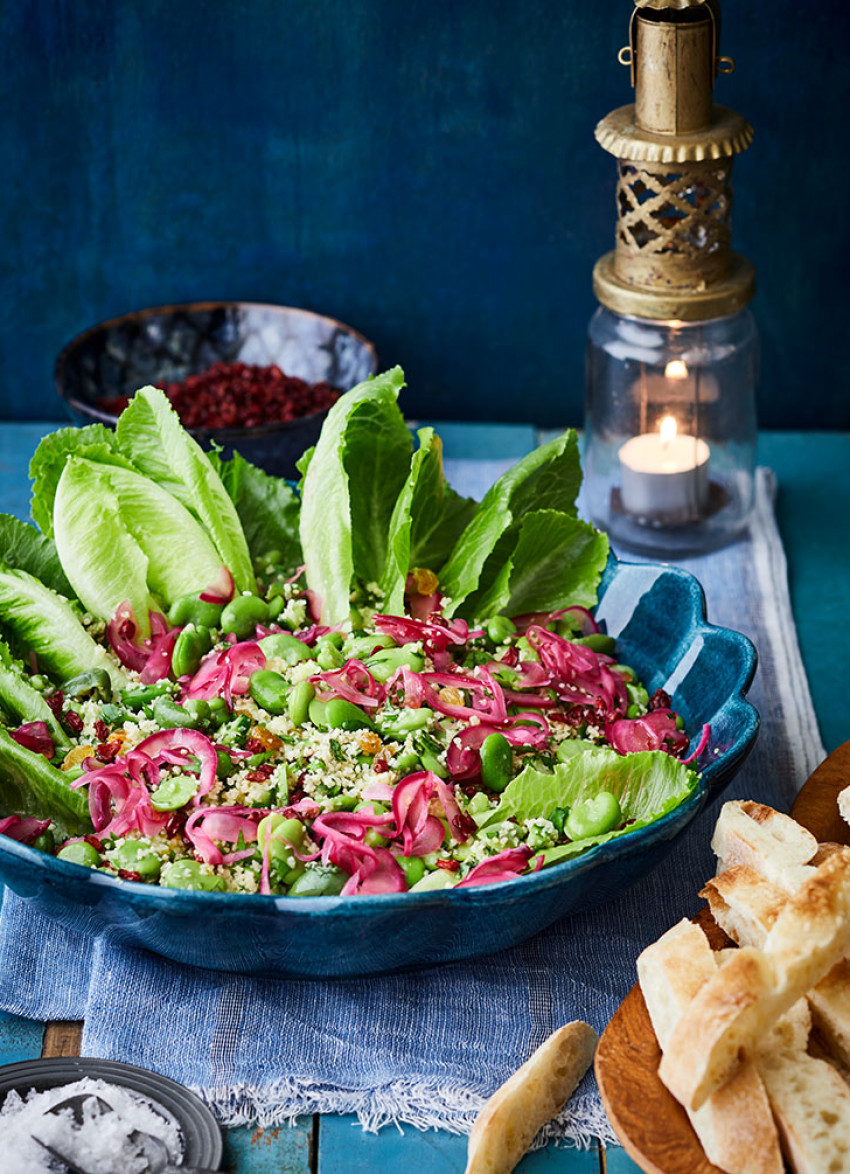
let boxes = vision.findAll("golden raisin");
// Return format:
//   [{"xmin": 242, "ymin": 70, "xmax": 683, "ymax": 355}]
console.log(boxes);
[
  {"xmin": 62, "ymin": 745, "xmax": 95, "ymax": 770},
  {"xmin": 411, "ymin": 567, "xmax": 439, "ymax": 595},
  {"xmin": 438, "ymin": 686, "xmax": 465, "ymax": 708},
  {"xmin": 250, "ymin": 724, "xmax": 283, "ymax": 753},
  {"xmin": 358, "ymin": 730, "xmax": 383, "ymax": 755}
]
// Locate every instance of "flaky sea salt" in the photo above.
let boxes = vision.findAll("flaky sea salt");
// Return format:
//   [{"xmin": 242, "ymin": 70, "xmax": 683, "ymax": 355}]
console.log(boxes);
[{"xmin": 1, "ymin": 1076, "xmax": 183, "ymax": 1173}]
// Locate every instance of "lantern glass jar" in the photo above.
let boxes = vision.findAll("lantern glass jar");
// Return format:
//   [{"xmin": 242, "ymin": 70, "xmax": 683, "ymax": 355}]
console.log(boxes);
[{"xmin": 584, "ymin": 306, "xmax": 758, "ymax": 556}]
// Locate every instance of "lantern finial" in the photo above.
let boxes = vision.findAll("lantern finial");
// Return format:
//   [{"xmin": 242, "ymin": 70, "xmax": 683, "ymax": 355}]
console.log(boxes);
[{"xmin": 593, "ymin": 0, "xmax": 754, "ymax": 320}]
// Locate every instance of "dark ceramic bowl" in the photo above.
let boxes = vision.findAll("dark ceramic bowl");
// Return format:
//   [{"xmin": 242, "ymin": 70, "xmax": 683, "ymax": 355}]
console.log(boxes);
[
  {"xmin": 0, "ymin": 558, "xmax": 758, "ymax": 979},
  {"xmin": 55, "ymin": 301, "xmax": 378, "ymax": 478},
  {"xmin": 0, "ymin": 1056, "xmax": 222, "ymax": 1168}
]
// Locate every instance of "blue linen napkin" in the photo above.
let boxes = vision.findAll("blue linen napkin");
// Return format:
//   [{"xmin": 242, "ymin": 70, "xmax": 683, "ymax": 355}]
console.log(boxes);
[{"xmin": 0, "ymin": 467, "xmax": 823, "ymax": 1145}]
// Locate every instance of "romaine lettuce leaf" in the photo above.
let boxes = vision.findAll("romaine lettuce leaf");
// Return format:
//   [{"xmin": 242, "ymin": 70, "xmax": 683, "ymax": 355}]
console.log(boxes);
[
  {"xmin": 300, "ymin": 368, "xmax": 411, "ymax": 623},
  {"xmin": 29, "ymin": 424, "xmax": 136, "ymax": 537},
  {"xmin": 115, "ymin": 387, "xmax": 255, "ymax": 594},
  {"xmin": 480, "ymin": 746, "xmax": 698, "ymax": 862},
  {"xmin": 0, "ymin": 563, "xmax": 127, "ymax": 690},
  {"xmin": 438, "ymin": 431, "xmax": 583, "ymax": 616},
  {"xmin": 342, "ymin": 381, "xmax": 414, "ymax": 586},
  {"xmin": 214, "ymin": 451, "xmax": 302, "ymax": 569},
  {"xmin": 0, "ymin": 638, "xmax": 70, "ymax": 750},
  {"xmin": 53, "ymin": 458, "xmax": 225, "ymax": 635},
  {"xmin": 0, "ymin": 514, "xmax": 74, "ymax": 597},
  {"xmin": 466, "ymin": 509, "xmax": 609, "ymax": 619},
  {"xmin": 380, "ymin": 428, "xmax": 477, "ymax": 614},
  {"xmin": 0, "ymin": 727, "xmax": 91, "ymax": 837}
]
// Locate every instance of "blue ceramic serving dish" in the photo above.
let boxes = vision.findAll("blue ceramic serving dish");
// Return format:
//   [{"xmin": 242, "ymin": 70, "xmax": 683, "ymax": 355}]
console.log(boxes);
[{"xmin": 0, "ymin": 558, "xmax": 758, "ymax": 978}]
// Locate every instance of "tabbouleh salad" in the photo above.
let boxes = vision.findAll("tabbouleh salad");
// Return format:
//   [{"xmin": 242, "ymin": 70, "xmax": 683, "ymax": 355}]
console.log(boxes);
[{"xmin": 0, "ymin": 369, "xmax": 707, "ymax": 897}]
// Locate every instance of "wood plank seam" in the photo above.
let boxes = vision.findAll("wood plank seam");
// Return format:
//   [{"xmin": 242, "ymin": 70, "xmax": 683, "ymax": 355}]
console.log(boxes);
[{"xmin": 41, "ymin": 1020, "xmax": 83, "ymax": 1058}]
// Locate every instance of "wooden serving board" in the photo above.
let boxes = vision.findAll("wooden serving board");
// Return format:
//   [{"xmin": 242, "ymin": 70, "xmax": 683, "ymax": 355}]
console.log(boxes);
[{"xmin": 594, "ymin": 741, "xmax": 850, "ymax": 1174}]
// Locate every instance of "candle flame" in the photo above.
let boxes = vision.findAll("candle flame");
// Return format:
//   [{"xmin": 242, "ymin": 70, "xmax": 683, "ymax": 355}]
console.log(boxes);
[
  {"xmin": 659, "ymin": 416, "xmax": 678, "ymax": 446},
  {"xmin": 665, "ymin": 360, "xmax": 688, "ymax": 380}
]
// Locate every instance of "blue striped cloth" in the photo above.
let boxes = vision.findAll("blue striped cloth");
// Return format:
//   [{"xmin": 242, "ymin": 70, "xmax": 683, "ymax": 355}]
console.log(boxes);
[{"xmin": 0, "ymin": 467, "xmax": 823, "ymax": 1143}]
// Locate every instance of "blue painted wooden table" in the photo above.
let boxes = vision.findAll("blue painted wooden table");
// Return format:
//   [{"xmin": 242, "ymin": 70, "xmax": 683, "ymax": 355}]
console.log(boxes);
[{"xmin": 0, "ymin": 421, "xmax": 846, "ymax": 1173}]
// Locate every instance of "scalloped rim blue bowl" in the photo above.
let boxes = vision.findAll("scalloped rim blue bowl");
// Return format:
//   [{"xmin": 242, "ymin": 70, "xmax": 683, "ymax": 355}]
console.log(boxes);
[{"xmin": 0, "ymin": 556, "xmax": 758, "ymax": 978}]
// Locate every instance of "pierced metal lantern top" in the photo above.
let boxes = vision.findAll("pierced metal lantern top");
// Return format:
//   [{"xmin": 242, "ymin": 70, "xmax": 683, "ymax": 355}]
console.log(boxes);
[{"xmin": 592, "ymin": 0, "xmax": 755, "ymax": 321}]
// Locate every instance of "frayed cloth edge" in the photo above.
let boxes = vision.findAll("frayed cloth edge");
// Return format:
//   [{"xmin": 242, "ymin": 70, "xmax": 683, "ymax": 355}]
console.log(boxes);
[{"xmin": 193, "ymin": 1080, "xmax": 618, "ymax": 1148}]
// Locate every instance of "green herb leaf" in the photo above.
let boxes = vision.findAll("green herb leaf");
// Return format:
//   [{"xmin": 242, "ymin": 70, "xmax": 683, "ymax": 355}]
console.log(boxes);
[{"xmin": 115, "ymin": 387, "xmax": 255, "ymax": 593}]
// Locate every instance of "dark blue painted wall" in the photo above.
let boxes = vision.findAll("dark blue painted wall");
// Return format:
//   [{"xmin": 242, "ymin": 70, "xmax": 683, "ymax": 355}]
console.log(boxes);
[{"xmin": 0, "ymin": 1, "xmax": 847, "ymax": 428}]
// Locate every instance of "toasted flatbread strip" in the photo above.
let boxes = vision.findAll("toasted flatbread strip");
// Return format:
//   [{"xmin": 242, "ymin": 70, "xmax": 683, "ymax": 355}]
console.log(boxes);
[
  {"xmin": 711, "ymin": 801, "xmax": 818, "ymax": 894},
  {"xmin": 760, "ymin": 998, "xmax": 812, "ymax": 1054},
  {"xmin": 756, "ymin": 1048, "xmax": 850, "ymax": 1173},
  {"xmin": 808, "ymin": 959, "xmax": 850, "ymax": 1070},
  {"xmin": 662, "ymin": 851, "xmax": 850, "ymax": 1111},
  {"xmin": 638, "ymin": 919, "xmax": 782, "ymax": 1174},
  {"xmin": 659, "ymin": 945, "xmax": 775, "ymax": 1111},
  {"xmin": 763, "ymin": 849, "xmax": 850, "ymax": 999},
  {"xmin": 704, "ymin": 862, "xmax": 850, "ymax": 1067},
  {"xmin": 811, "ymin": 842, "xmax": 847, "ymax": 868},
  {"xmin": 464, "ymin": 1022, "xmax": 597, "ymax": 1174},
  {"xmin": 701, "ymin": 866, "xmax": 787, "ymax": 949},
  {"xmin": 838, "ymin": 785, "xmax": 850, "ymax": 832}
]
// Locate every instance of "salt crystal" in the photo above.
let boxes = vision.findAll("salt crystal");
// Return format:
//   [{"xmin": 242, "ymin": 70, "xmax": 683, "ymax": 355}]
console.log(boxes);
[{"xmin": 0, "ymin": 1076, "xmax": 183, "ymax": 1173}]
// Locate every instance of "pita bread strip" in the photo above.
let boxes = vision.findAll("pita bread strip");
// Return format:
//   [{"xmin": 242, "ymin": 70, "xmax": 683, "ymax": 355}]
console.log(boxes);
[
  {"xmin": 638, "ymin": 919, "xmax": 782, "ymax": 1174},
  {"xmin": 701, "ymin": 866, "xmax": 787, "ymax": 949},
  {"xmin": 711, "ymin": 801, "xmax": 818, "ymax": 894},
  {"xmin": 757, "ymin": 1048, "xmax": 850, "ymax": 1174},
  {"xmin": 464, "ymin": 1021, "xmax": 597, "ymax": 1174},
  {"xmin": 662, "ymin": 852, "xmax": 850, "ymax": 1111}
]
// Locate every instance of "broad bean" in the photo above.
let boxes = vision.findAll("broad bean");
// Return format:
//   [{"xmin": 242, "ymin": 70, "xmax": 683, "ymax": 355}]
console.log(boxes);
[
  {"xmin": 379, "ymin": 707, "xmax": 433, "ymax": 737},
  {"xmin": 287, "ymin": 866, "xmax": 347, "ymax": 897},
  {"xmin": 160, "ymin": 859, "xmax": 227, "ymax": 892},
  {"xmin": 259, "ymin": 632, "xmax": 317, "ymax": 665},
  {"xmin": 221, "ymin": 594, "xmax": 270, "ymax": 639},
  {"xmin": 249, "ymin": 669, "xmax": 290, "ymax": 715},
  {"xmin": 316, "ymin": 639, "xmax": 345, "ymax": 671},
  {"xmin": 167, "ymin": 593, "xmax": 224, "ymax": 629},
  {"xmin": 288, "ymin": 680, "xmax": 315, "ymax": 727},
  {"xmin": 151, "ymin": 772, "xmax": 199, "ymax": 811},
  {"xmin": 480, "ymin": 732, "xmax": 513, "ymax": 792},
  {"xmin": 565, "ymin": 791, "xmax": 622, "ymax": 840},
  {"xmin": 485, "ymin": 615, "xmax": 516, "ymax": 644},
  {"xmin": 574, "ymin": 633, "xmax": 617, "ymax": 655},
  {"xmin": 324, "ymin": 698, "xmax": 374, "ymax": 731},
  {"xmin": 57, "ymin": 841, "xmax": 101, "ymax": 867},
  {"xmin": 342, "ymin": 633, "xmax": 394, "ymax": 661},
  {"xmin": 171, "ymin": 625, "xmax": 213, "ymax": 678},
  {"xmin": 109, "ymin": 839, "xmax": 161, "ymax": 878},
  {"xmin": 395, "ymin": 855, "xmax": 426, "ymax": 887},
  {"xmin": 365, "ymin": 647, "xmax": 424, "ymax": 682}
]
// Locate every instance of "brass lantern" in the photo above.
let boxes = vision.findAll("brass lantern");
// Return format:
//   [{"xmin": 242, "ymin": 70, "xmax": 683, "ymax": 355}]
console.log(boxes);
[{"xmin": 584, "ymin": 0, "xmax": 759, "ymax": 555}]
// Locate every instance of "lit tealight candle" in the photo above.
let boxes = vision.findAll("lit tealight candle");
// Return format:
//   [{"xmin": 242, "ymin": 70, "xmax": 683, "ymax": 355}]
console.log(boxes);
[{"xmin": 618, "ymin": 414, "xmax": 710, "ymax": 523}]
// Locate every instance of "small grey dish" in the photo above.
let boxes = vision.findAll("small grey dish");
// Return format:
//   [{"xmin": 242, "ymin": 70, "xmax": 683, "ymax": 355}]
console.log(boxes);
[
  {"xmin": 55, "ymin": 301, "xmax": 378, "ymax": 478},
  {"xmin": 0, "ymin": 1056, "xmax": 222, "ymax": 1170}
]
